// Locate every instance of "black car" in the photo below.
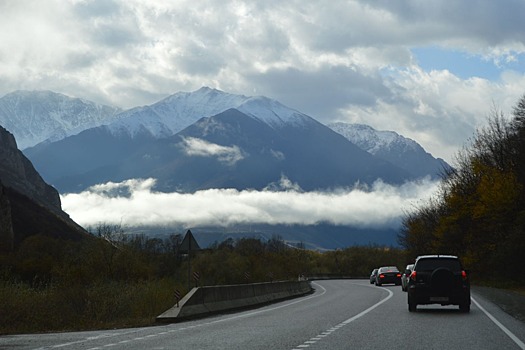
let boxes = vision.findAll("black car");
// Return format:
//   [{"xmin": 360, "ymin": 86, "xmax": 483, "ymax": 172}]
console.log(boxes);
[
  {"xmin": 375, "ymin": 266, "xmax": 401, "ymax": 286},
  {"xmin": 407, "ymin": 255, "xmax": 470, "ymax": 312},
  {"xmin": 370, "ymin": 269, "xmax": 378, "ymax": 284}
]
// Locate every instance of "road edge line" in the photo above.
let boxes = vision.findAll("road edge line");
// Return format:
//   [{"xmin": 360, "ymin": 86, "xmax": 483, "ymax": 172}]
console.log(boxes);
[{"xmin": 472, "ymin": 297, "xmax": 525, "ymax": 350}]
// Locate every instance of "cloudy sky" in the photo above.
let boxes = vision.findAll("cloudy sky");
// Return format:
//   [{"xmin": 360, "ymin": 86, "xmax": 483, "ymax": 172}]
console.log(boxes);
[
  {"xmin": 2, "ymin": 0, "xmax": 525, "ymax": 163},
  {"xmin": 2, "ymin": 1, "xmax": 525, "ymax": 233}
]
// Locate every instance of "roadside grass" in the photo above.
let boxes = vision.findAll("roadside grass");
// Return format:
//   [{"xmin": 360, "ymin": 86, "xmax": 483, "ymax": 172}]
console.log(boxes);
[
  {"xmin": 0, "ymin": 278, "xmax": 180, "ymax": 335},
  {"xmin": 473, "ymin": 277, "xmax": 525, "ymax": 291},
  {"xmin": 511, "ymin": 287, "xmax": 525, "ymax": 296}
]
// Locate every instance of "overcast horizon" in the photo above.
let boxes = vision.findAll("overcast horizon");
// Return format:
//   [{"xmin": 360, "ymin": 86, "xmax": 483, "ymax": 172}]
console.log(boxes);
[
  {"xmin": 2, "ymin": 1, "xmax": 525, "ymax": 164},
  {"xmin": 3, "ymin": 1, "xmax": 525, "ymax": 233}
]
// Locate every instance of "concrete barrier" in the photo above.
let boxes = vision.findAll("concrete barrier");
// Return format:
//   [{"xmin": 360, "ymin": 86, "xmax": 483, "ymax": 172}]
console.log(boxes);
[{"xmin": 156, "ymin": 280, "xmax": 313, "ymax": 322}]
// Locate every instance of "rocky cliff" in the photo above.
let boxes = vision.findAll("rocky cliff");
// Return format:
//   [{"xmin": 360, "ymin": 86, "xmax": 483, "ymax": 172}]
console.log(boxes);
[
  {"xmin": 0, "ymin": 181, "xmax": 14, "ymax": 251},
  {"xmin": 0, "ymin": 125, "xmax": 87, "ymax": 251},
  {"xmin": 0, "ymin": 125, "xmax": 61, "ymax": 211}
]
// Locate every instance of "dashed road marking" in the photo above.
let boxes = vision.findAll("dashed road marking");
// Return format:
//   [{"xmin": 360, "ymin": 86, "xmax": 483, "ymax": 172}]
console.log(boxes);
[{"xmin": 291, "ymin": 283, "xmax": 393, "ymax": 350}]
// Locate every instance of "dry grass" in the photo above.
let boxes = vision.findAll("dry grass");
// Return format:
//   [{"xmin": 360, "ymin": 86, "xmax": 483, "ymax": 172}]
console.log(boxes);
[
  {"xmin": 510, "ymin": 287, "xmax": 525, "ymax": 296},
  {"xmin": 0, "ymin": 278, "xmax": 181, "ymax": 335}
]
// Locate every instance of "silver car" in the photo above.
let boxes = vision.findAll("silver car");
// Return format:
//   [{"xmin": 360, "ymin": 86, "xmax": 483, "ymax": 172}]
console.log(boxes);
[
  {"xmin": 370, "ymin": 268, "xmax": 379, "ymax": 284},
  {"xmin": 401, "ymin": 264, "xmax": 414, "ymax": 291}
]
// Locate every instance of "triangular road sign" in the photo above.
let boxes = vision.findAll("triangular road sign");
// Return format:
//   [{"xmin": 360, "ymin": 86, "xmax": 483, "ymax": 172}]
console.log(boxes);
[{"xmin": 179, "ymin": 229, "xmax": 201, "ymax": 253}]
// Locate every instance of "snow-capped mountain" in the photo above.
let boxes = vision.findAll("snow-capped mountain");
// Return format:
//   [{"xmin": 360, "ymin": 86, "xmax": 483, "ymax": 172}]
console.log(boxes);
[
  {"xmin": 329, "ymin": 123, "xmax": 412, "ymax": 154},
  {"xmin": 134, "ymin": 108, "xmax": 411, "ymax": 192},
  {"xmin": 106, "ymin": 87, "xmax": 308, "ymax": 139},
  {"xmin": 24, "ymin": 88, "xmax": 417, "ymax": 193},
  {"xmin": 328, "ymin": 122, "xmax": 450, "ymax": 179},
  {"xmin": 106, "ymin": 87, "xmax": 248, "ymax": 138},
  {"xmin": 12, "ymin": 87, "xmax": 450, "ymax": 248},
  {"xmin": 0, "ymin": 90, "xmax": 121, "ymax": 149},
  {"xmin": 237, "ymin": 95, "xmax": 311, "ymax": 128}
]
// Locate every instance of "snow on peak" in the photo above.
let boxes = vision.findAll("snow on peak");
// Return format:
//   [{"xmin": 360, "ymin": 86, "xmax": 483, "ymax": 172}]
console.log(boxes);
[
  {"xmin": 107, "ymin": 87, "xmax": 308, "ymax": 138},
  {"xmin": 0, "ymin": 90, "xmax": 121, "ymax": 149},
  {"xmin": 107, "ymin": 87, "xmax": 249, "ymax": 137},
  {"xmin": 237, "ymin": 96, "xmax": 308, "ymax": 128},
  {"xmin": 328, "ymin": 122, "xmax": 419, "ymax": 155},
  {"xmin": 1, "ymin": 87, "xmax": 313, "ymax": 146}
]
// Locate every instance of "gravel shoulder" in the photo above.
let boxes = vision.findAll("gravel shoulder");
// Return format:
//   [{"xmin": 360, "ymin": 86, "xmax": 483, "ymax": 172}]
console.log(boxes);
[{"xmin": 473, "ymin": 286, "xmax": 525, "ymax": 323}]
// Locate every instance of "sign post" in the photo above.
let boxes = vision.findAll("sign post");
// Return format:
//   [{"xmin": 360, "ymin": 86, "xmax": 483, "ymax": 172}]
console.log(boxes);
[
  {"xmin": 179, "ymin": 229, "xmax": 201, "ymax": 291},
  {"xmin": 193, "ymin": 271, "xmax": 200, "ymax": 287},
  {"xmin": 174, "ymin": 289, "xmax": 181, "ymax": 307}
]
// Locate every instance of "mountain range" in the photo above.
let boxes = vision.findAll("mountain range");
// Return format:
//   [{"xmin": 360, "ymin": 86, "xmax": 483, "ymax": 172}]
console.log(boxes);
[
  {"xmin": 328, "ymin": 122, "xmax": 449, "ymax": 179},
  {"xmin": 0, "ymin": 90, "xmax": 121, "ymax": 150},
  {"xmin": 0, "ymin": 87, "xmax": 449, "ymax": 248},
  {"xmin": 18, "ymin": 87, "xmax": 448, "ymax": 194}
]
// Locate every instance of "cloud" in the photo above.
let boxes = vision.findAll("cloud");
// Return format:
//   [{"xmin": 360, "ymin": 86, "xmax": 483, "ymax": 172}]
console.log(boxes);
[
  {"xmin": 338, "ymin": 67, "xmax": 525, "ymax": 162},
  {"xmin": 61, "ymin": 177, "xmax": 440, "ymax": 230},
  {"xmin": 247, "ymin": 65, "xmax": 394, "ymax": 119},
  {"xmin": 1, "ymin": 0, "xmax": 525, "ymax": 164},
  {"xmin": 180, "ymin": 137, "xmax": 244, "ymax": 165}
]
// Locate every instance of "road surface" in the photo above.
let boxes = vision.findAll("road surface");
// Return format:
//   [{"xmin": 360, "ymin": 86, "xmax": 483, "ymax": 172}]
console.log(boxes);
[{"xmin": 2, "ymin": 279, "xmax": 525, "ymax": 349}]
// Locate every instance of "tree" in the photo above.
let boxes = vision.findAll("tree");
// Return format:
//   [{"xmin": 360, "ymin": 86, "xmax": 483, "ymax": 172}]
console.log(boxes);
[{"xmin": 399, "ymin": 93, "xmax": 525, "ymax": 281}]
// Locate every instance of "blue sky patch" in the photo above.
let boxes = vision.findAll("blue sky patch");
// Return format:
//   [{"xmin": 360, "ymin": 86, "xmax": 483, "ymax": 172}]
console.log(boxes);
[{"xmin": 411, "ymin": 46, "xmax": 524, "ymax": 81}]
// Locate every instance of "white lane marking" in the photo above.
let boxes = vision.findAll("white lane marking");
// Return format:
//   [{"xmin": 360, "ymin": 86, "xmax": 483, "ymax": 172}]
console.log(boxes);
[
  {"xmin": 292, "ymin": 282, "xmax": 394, "ymax": 350},
  {"xmin": 340, "ymin": 285, "xmax": 393, "ymax": 325},
  {"xmin": 472, "ymin": 297, "xmax": 525, "ymax": 350}
]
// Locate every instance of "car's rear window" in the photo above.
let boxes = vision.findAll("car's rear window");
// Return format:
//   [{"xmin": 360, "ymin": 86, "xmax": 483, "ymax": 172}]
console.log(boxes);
[
  {"xmin": 379, "ymin": 267, "xmax": 399, "ymax": 273},
  {"xmin": 415, "ymin": 258, "xmax": 461, "ymax": 272}
]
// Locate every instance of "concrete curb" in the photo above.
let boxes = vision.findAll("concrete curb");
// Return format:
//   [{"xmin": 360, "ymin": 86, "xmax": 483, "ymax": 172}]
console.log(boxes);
[{"xmin": 156, "ymin": 280, "xmax": 313, "ymax": 323}]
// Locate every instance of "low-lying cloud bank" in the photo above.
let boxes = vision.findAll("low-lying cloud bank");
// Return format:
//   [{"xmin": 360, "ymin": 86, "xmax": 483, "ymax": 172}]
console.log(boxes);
[{"xmin": 61, "ymin": 178, "xmax": 439, "ymax": 230}]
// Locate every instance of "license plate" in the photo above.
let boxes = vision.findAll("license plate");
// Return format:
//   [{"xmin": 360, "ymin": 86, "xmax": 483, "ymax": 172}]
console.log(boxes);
[{"xmin": 430, "ymin": 297, "xmax": 449, "ymax": 302}]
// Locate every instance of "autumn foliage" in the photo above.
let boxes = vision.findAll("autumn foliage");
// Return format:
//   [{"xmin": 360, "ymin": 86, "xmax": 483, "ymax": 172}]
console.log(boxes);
[{"xmin": 399, "ymin": 94, "xmax": 525, "ymax": 285}]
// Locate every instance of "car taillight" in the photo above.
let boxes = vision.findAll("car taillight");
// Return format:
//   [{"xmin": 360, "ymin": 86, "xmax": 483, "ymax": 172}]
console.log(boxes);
[
  {"xmin": 379, "ymin": 274, "xmax": 385, "ymax": 279},
  {"xmin": 410, "ymin": 271, "xmax": 416, "ymax": 281},
  {"xmin": 396, "ymin": 273, "xmax": 401, "ymax": 278},
  {"xmin": 461, "ymin": 270, "xmax": 467, "ymax": 280}
]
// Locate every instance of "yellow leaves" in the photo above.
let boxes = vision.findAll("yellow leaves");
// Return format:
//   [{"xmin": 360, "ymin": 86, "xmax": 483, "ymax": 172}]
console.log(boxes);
[{"xmin": 471, "ymin": 160, "xmax": 521, "ymax": 220}]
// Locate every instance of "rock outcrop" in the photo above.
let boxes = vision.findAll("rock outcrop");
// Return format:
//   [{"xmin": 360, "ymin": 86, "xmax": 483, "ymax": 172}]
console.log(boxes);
[
  {"xmin": 0, "ymin": 181, "xmax": 14, "ymax": 251},
  {"xmin": 0, "ymin": 125, "xmax": 61, "ymax": 212},
  {"xmin": 0, "ymin": 125, "xmax": 88, "ymax": 251}
]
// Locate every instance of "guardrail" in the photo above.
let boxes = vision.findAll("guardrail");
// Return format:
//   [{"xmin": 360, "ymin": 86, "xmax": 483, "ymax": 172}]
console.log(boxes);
[
  {"xmin": 156, "ymin": 280, "xmax": 313, "ymax": 323},
  {"xmin": 306, "ymin": 274, "xmax": 368, "ymax": 280}
]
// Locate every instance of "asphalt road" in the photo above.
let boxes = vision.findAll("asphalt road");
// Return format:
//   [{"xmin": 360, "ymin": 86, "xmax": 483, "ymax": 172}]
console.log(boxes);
[{"xmin": 2, "ymin": 280, "xmax": 525, "ymax": 350}]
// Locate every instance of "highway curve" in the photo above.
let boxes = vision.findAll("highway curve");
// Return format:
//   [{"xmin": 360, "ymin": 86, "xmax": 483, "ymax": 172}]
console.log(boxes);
[{"xmin": 1, "ymin": 280, "xmax": 525, "ymax": 350}]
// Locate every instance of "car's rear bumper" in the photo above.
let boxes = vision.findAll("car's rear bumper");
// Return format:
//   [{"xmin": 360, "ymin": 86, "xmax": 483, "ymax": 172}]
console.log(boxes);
[
  {"xmin": 408, "ymin": 285, "xmax": 470, "ymax": 305},
  {"xmin": 377, "ymin": 273, "xmax": 401, "ymax": 284}
]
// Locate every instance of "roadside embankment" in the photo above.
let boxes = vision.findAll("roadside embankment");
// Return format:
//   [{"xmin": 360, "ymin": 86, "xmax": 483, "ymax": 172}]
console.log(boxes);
[
  {"xmin": 156, "ymin": 280, "xmax": 312, "ymax": 322},
  {"xmin": 473, "ymin": 286, "xmax": 525, "ymax": 323}
]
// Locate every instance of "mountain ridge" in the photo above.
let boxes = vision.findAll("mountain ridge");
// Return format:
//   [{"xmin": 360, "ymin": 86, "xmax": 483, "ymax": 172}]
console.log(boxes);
[
  {"xmin": 21, "ymin": 88, "xmax": 448, "ymax": 194},
  {"xmin": 0, "ymin": 87, "xmax": 449, "ymax": 249},
  {"xmin": 27, "ymin": 108, "xmax": 413, "ymax": 193},
  {"xmin": 0, "ymin": 90, "xmax": 121, "ymax": 149},
  {"xmin": 328, "ymin": 122, "xmax": 450, "ymax": 179},
  {"xmin": 104, "ymin": 87, "xmax": 310, "ymax": 139}
]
